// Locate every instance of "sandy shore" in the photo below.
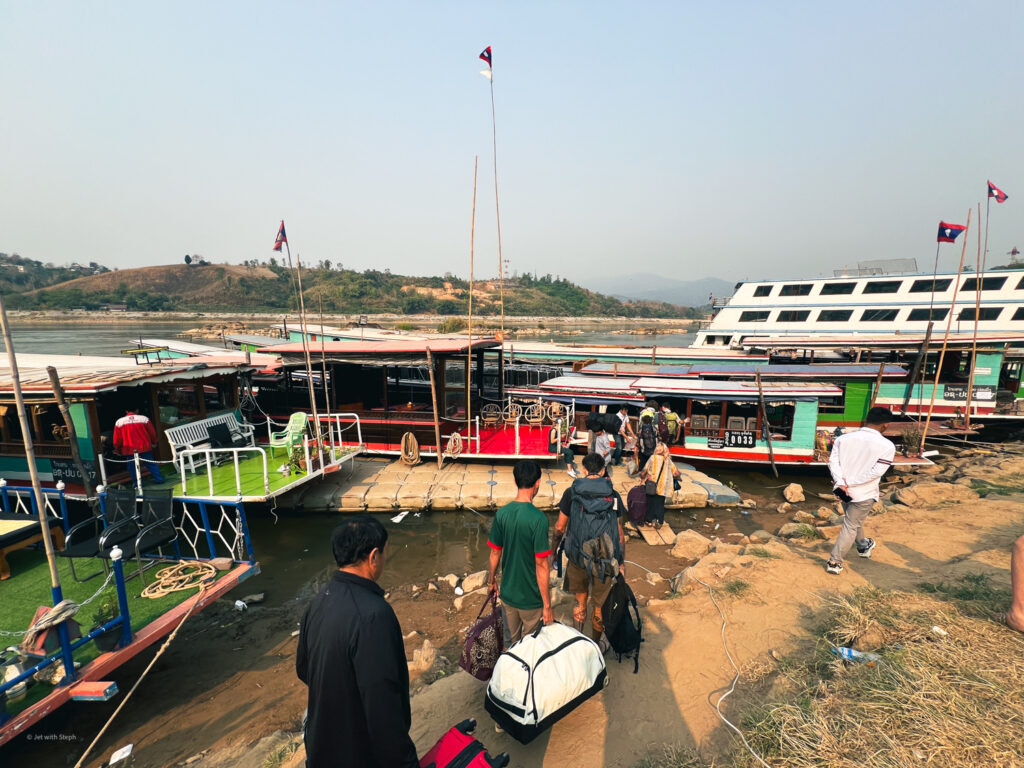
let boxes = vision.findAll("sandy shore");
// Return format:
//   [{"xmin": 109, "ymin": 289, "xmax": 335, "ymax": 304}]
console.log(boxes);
[{"xmin": 16, "ymin": 450, "xmax": 1022, "ymax": 768}]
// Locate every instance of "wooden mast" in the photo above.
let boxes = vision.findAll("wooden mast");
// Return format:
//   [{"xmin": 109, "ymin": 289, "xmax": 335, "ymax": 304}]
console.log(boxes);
[
  {"xmin": 467, "ymin": 156, "xmax": 478, "ymax": 446},
  {"xmin": 755, "ymin": 371, "xmax": 778, "ymax": 478},
  {"xmin": 964, "ymin": 202, "xmax": 983, "ymax": 432}
]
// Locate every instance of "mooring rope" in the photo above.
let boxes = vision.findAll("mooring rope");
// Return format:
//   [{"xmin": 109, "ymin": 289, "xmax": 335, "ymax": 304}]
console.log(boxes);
[
  {"xmin": 140, "ymin": 561, "xmax": 219, "ymax": 599},
  {"xmin": 74, "ymin": 576, "xmax": 211, "ymax": 768}
]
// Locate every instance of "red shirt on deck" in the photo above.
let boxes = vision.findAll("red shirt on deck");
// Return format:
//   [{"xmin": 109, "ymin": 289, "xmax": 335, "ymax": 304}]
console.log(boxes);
[{"xmin": 113, "ymin": 413, "xmax": 157, "ymax": 455}]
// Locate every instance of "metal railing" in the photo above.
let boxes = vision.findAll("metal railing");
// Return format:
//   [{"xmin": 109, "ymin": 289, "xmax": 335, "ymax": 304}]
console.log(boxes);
[
  {"xmin": 0, "ymin": 480, "xmax": 70, "ymax": 533},
  {"xmin": 0, "ymin": 490, "xmax": 254, "ymax": 718},
  {"xmin": 177, "ymin": 446, "xmax": 271, "ymax": 499}
]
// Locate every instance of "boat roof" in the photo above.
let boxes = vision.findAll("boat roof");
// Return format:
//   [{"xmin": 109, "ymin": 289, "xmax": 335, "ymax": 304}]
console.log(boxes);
[
  {"xmin": 739, "ymin": 332, "xmax": 1024, "ymax": 350},
  {"xmin": 506, "ymin": 341, "xmax": 765, "ymax": 361},
  {"xmin": 259, "ymin": 337, "xmax": 502, "ymax": 365},
  {"xmin": 136, "ymin": 338, "xmax": 228, "ymax": 355},
  {"xmin": 513, "ymin": 374, "xmax": 842, "ymax": 403},
  {"xmin": 0, "ymin": 354, "xmax": 246, "ymax": 395},
  {"xmin": 580, "ymin": 362, "xmax": 906, "ymax": 378},
  {"xmin": 223, "ymin": 333, "xmax": 285, "ymax": 346}
]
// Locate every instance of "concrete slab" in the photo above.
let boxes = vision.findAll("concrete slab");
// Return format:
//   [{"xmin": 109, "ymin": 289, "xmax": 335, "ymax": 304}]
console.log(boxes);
[
  {"xmin": 459, "ymin": 481, "xmax": 492, "ymax": 510},
  {"xmin": 338, "ymin": 484, "xmax": 371, "ymax": 511},
  {"xmin": 364, "ymin": 482, "xmax": 401, "ymax": 510},
  {"xmin": 396, "ymin": 482, "xmax": 433, "ymax": 509}
]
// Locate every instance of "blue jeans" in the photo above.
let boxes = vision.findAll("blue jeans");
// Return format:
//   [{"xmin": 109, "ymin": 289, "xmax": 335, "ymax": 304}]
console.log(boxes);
[{"xmin": 128, "ymin": 451, "xmax": 165, "ymax": 485}]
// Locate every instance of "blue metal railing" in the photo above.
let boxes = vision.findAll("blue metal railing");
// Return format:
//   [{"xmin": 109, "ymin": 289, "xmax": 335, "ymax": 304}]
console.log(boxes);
[
  {"xmin": 0, "ymin": 481, "xmax": 70, "ymax": 534},
  {"xmin": 0, "ymin": 488, "xmax": 255, "ymax": 723}
]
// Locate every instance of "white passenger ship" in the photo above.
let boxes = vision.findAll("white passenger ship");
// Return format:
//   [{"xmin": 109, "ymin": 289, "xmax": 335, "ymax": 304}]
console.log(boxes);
[{"xmin": 695, "ymin": 266, "xmax": 1024, "ymax": 349}]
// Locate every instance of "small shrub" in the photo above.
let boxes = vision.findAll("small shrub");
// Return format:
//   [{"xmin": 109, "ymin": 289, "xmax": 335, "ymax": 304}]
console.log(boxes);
[
  {"xmin": 748, "ymin": 546, "xmax": 782, "ymax": 559},
  {"xmin": 723, "ymin": 579, "xmax": 750, "ymax": 598}
]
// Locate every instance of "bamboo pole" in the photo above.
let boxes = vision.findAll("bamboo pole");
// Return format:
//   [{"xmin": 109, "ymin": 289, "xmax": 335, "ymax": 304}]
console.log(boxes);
[
  {"xmin": 923, "ymin": 208, "xmax": 973, "ymax": 440},
  {"xmin": 0, "ymin": 296, "xmax": 62, "ymax": 588},
  {"xmin": 467, "ymin": 156, "xmax": 478, "ymax": 440},
  {"xmin": 487, "ymin": 65, "xmax": 506, "ymax": 346},
  {"xmin": 755, "ymin": 371, "xmax": 778, "ymax": 478},
  {"xmin": 286, "ymin": 243, "xmax": 322, "ymax": 466},
  {"xmin": 964, "ymin": 202, "xmax": 983, "ymax": 431},
  {"xmin": 426, "ymin": 348, "xmax": 442, "ymax": 468},
  {"xmin": 902, "ymin": 322, "xmax": 933, "ymax": 416},
  {"xmin": 868, "ymin": 362, "xmax": 885, "ymax": 410},
  {"xmin": 318, "ymin": 291, "xmax": 330, "ymax": 414},
  {"xmin": 47, "ymin": 366, "xmax": 97, "ymax": 507}
]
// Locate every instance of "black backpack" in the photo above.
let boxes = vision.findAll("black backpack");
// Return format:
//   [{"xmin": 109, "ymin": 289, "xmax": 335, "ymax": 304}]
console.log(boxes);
[
  {"xmin": 602, "ymin": 573, "xmax": 643, "ymax": 673},
  {"xmin": 639, "ymin": 422, "xmax": 657, "ymax": 454},
  {"xmin": 565, "ymin": 477, "xmax": 621, "ymax": 582}
]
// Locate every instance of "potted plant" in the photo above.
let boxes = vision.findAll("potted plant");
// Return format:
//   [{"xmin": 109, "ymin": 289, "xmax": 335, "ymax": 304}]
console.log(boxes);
[
  {"xmin": 91, "ymin": 597, "xmax": 122, "ymax": 652},
  {"xmin": 289, "ymin": 445, "xmax": 305, "ymax": 474}
]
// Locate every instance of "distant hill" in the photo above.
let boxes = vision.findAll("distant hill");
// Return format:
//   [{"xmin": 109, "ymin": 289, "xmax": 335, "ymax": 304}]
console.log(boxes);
[
  {"xmin": 0, "ymin": 253, "xmax": 110, "ymax": 293},
  {"xmin": 7, "ymin": 262, "xmax": 698, "ymax": 318},
  {"xmin": 581, "ymin": 273, "xmax": 735, "ymax": 306}
]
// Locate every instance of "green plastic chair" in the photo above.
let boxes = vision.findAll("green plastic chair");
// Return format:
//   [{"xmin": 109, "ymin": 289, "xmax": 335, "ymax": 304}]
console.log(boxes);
[{"xmin": 269, "ymin": 412, "xmax": 308, "ymax": 458}]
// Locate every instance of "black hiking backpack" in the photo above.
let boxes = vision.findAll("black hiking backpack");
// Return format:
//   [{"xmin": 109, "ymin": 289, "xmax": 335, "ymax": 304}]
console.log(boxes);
[
  {"xmin": 601, "ymin": 573, "xmax": 643, "ymax": 673},
  {"xmin": 639, "ymin": 422, "xmax": 657, "ymax": 454},
  {"xmin": 565, "ymin": 477, "xmax": 621, "ymax": 583}
]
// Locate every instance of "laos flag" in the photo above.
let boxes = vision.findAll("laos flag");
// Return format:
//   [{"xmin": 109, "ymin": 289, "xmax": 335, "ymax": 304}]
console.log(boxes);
[
  {"xmin": 937, "ymin": 221, "xmax": 966, "ymax": 243},
  {"xmin": 988, "ymin": 181, "xmax": 1008, "ymax": 203}
]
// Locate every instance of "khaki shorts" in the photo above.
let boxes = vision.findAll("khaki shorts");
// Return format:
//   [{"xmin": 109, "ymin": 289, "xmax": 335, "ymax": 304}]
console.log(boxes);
[
  {"xmin": 502, "ymin": 604, "xmax": 542, "ymax": 643},
  {"xmin": 565, "ymin": 560, "xmax": 616, "ymax": 605}
]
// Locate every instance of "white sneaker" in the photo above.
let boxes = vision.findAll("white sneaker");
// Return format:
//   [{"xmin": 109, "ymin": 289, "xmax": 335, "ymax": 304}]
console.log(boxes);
[
  {"xmin": 494, "ymin": 723, "xmax": 505, "ymax": 734},
  {"xmin": 567, "ymin": 467, "xmax": 578, "ymax": 478},
  {"xmin": 825, "ymin": 560, "xmax": 843, "ymax": 575},
  {"xmin": 857, "ymin": 539, "xmax": 876, "ymax": 559}
]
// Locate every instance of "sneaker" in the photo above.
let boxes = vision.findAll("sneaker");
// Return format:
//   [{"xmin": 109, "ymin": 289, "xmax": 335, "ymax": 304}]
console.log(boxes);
[
  {"xmin": 857, "ymin": 539, "xmax": 876, "ymax": 559},
  {"xmin": 825, "ymin": 560, "xmax": 843, "ymax": 575},
  {"xmin": 567, "ymin": 466, "xmax": 578, "ymax": 479}
]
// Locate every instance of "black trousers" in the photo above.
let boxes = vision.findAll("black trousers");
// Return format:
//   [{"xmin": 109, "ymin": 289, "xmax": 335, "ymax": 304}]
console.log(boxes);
[{"xmin": 646, "ymin": 493, "xmax": 666, "ymax": 524}]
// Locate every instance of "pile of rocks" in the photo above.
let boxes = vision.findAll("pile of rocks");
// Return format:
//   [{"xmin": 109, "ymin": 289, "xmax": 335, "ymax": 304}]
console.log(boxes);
[{"xmin": 665, "ymin": 528, "xmax": 789, "ymax": 593}]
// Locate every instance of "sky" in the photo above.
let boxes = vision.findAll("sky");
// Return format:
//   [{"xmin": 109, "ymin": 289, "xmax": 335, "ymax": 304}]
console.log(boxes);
[{"xmin": 1, "ymin": 1, "xmax": 1021, "ymax": 285}]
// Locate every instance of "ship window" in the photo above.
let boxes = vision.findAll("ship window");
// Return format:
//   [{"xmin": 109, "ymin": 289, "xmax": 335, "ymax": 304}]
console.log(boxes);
[
  {"xmin": 910, "ymin": 278, "xmax": 952, "ymax": 293},
  {"xmin": 1014, "ymin": 307, "xmax": 1024, "ymax": 320},
  {"xmin": 777, "ymin": 310, "xmax": 810, "ymax": 322},
  {"xmin": 752, "ymin": 285, "xmax": 773, "ymax": 297},
  {"xmin": 1016, "ymin": 276, "xmax": 1024, "ymax": 290},
  {"xmin": 862, "ymin": 281, "xmax": 903, "ymax": 294},
  {"xmin": 861, "ymin": 309, "xmax": 900, "ymax": 321},
  {"xmin": 820, "ymin": 282, "xmax": 856, "ymax": 295},
  {"xmin": 958, "ymin": 307, "xmax": 1004, "ymax": 321},
  {"xmin": 907, "ymin": 308, "xmax": 949, "ymax": 321},
  {"xmin": 779, "ymin": 283, "xmax": 813, "ymax": 296},
  {"xmin": 816, "ymin": 310, "xmax": 853, "ymax": 322},
  {"xmin": 739, "ymin": 311, "xmax": 770, "ymax": 322},
  {"xmin": 961, "ymin": 276, "xmax": 1008, "ymax": 291}
]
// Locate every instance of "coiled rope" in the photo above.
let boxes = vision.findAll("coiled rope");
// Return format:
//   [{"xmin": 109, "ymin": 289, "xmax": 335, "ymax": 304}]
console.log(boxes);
[
  {"xmin": 400, "ymin": 432, "xmax": 420, "ymax": 465},
  {"xmin": 140, "ymin": 561, "xmax": 219, "ymax": 599}
]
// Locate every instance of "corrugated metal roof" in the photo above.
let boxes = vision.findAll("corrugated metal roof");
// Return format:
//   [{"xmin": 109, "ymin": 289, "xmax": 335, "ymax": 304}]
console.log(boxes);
[
  {"xmin": 581, "ymin": 362, "xmax": 907, "ymax": 378},
  {"xmin": 0, "ymin": 354, "xmax": 245, "ymax": 395},
  {"xmin": 260, "ymin": 338, "xmax": 501, "ymax": 361}
]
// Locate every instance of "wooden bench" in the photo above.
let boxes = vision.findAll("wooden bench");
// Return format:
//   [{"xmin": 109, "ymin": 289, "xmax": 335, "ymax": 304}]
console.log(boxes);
[
  {"xmin": 164, "ymin": 412, "xmax": 255, "ymax": 472},
  {"xmin": 0, "ymin": 513, "xmax": 65, "ymax": 580}
]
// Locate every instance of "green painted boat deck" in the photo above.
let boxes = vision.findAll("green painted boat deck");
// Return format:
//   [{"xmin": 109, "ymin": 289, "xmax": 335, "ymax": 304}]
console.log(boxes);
[
  {"xmin": 135, "ymin": 448, "xmax": 359, "ymax": 500},
  {"xmin": 0, "ymin": 548, "xmax": 194, "ymax": 716}
]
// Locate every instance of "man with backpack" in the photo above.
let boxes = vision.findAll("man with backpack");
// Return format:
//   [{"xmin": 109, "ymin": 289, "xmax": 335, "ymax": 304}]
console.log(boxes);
[
  {"xmin": 612, "ymin": 405, "xmax": 633, "ymax": 466},
  {"xmin": 635, "ymin": 414, "xmax": 658, "ymax": 477},
  {"xmin": 661, "ymin": 404, "xmax": 680, "ymax": 444},
  {"xmin": 550, "ymin": 452, "xmax": 626, "ymax": 649}
]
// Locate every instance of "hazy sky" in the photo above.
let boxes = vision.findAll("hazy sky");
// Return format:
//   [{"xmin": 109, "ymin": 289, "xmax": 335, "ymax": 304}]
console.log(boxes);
[{"xmin": 2, "ymin": 2, "xmax": 1020, "ymax": 284}]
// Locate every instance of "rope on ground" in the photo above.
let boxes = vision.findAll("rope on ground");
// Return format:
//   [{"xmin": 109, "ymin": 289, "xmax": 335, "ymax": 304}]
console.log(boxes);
[
  {"xmin": 400, "ymin": 432, "xmax": 420, "ymax": 465},
  {"xmin": 623, "ymin": 560, "xmax": 654, "ymax": 574},
  {"xmin": 73, "ymin": 579, "xmax": 210, "ymax": 768},
  {"xmin": 685, "ymin": 566, "xmax": 772, "ymax": 768},
  {"xmin": 140, "ymin": 561, "xmax": 218, "ymax": 599}
]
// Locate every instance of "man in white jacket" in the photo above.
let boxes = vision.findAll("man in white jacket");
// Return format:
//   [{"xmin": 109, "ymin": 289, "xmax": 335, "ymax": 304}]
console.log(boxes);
[{"xmin": 825, "ymin": 407, "xmax": 895, "ymax": 575}]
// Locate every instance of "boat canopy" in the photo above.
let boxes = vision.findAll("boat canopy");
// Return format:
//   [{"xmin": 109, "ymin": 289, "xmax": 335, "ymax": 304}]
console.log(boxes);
[
  {"xmin": 258, "ymin": 338, "xmax": 502, "ymax": 367},
  {"xmin": 580, "ymin": 362, "xmax": 907, "ymax": 378}
]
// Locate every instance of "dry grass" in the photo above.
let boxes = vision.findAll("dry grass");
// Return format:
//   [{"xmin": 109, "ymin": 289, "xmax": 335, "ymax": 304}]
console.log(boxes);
[
  {"xmin": 747, "ymin": 546, "xmax": 783, "ymax": 560},
  {"xmin": 637, "ymin": 578, "xmax": 1024, "ymax": 768},
  {"xmin": 733, "ymin": 583, "xmax": 1024, "ymax": 767}
]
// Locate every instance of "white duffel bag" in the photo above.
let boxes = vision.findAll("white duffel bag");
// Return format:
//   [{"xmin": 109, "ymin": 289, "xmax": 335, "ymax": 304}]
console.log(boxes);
[{"xmin": 484, "ymin": 622, "xmax": 608, "ymax": 744}]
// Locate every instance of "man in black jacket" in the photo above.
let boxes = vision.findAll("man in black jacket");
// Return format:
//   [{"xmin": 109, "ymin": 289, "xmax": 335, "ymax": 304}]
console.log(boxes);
[{"xmin": 296, "ymin": 516, "xmax": 419, "ymax": 768}]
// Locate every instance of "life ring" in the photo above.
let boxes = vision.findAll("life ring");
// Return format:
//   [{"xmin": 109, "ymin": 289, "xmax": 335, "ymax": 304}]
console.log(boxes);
[{"xmin": 400, "ymin": 432, "xmax": 420, "ymax": 465}]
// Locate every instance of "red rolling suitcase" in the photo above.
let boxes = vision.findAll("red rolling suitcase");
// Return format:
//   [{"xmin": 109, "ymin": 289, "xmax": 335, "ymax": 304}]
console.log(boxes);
[{"xmin": 419, "ymin": 719, "xmax": 510, "ymax": 768}]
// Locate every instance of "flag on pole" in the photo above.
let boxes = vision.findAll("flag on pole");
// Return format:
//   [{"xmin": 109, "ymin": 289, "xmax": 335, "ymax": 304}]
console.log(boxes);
[
  {"xmin": 273, "ymin": 220, "xmax": 287, "ymax": 251},
  {"xmin": 479, "ymin": 46, "xmax": 492, "ymax": 67},
  {"xmin": 937, "ymin": 221, "xmax": 967, "ymax": 243},
  {"xmin": 988, "ymin": 181, "xmax": 1008, "ymax": 203}
]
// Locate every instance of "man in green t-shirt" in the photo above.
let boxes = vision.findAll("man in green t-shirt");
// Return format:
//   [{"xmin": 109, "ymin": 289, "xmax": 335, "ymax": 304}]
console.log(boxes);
[{"xmin": 487, "ymin": 460, "xmax": 553, "ymax": 642}]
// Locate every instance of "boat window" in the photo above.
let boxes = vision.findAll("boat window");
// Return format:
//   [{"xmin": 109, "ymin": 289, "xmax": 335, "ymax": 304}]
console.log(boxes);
[
  {"xmin": 910, "ymin": 278, "xmax": 952, "ymax": 293},
  {"xmin": 1013, "ymin": 307, "xmax": 1024, "ymax": 320},
  {"xmin": 961, "ymin": 276, "xmax": 1008, "ymax": 291},
  {"xmin": 816, "ymin": 310, "xmax": 853, "ymax": 322},
  {"xmin": 779, "ymin": 284, "xmax": 813, "ymax": 296},
  {"xmin": 817, "ymin": 383, "xmax": 847, "ymax": 412},
  {"xmin": 820, "ymin": 282, "xmax": 856, "ymax": 295},
  {"xmin": 739, "ymin": 311, "xmax": 770, "ymax": 322},
  {"xmin": 862, "ymin": 281, "xmax": 903, "ymax": 294},
  {"xmin": 158, "ymin": 385, "xmax": 201, "ymax": 423},
  {"xmin": 861, "ymin": 309, "xmax": 900, "ymax": 321},
  {"xmin": 907, "ymin": 308, "xmax": 949, "ymax": 321},
  {"xmin": 777, "ymin": 310, "xmax": 810, "ymax": 322},
  {"xmin": 752, "ymin": 285, "xmax": 773, "ymax": 297},
  {"xmin": 958, "ymin": 307, "xmax": 1004, "ymax": 321},
  {"xmin": 1016, "ymin": 276, "xmax": 1024, "ymax": 290}
]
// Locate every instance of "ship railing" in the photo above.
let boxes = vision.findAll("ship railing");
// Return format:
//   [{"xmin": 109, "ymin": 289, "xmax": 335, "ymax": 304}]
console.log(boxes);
[
  {"xmin": 177, "ymin": 446, "xmax": 271, "ymax": 498},
  {"xmin": 0, "ymin": 490, "xmax": 254, "ymax": 713},
  {"xmin": 0, "ymin": 481, "xmax": 69, "ymax": 533}
]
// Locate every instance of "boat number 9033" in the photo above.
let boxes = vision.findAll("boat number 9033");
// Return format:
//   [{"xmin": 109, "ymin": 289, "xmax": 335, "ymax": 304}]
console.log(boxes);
[{"xmin": 724, "ymin": 430, "xmax": 756, "ymax": 448}]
